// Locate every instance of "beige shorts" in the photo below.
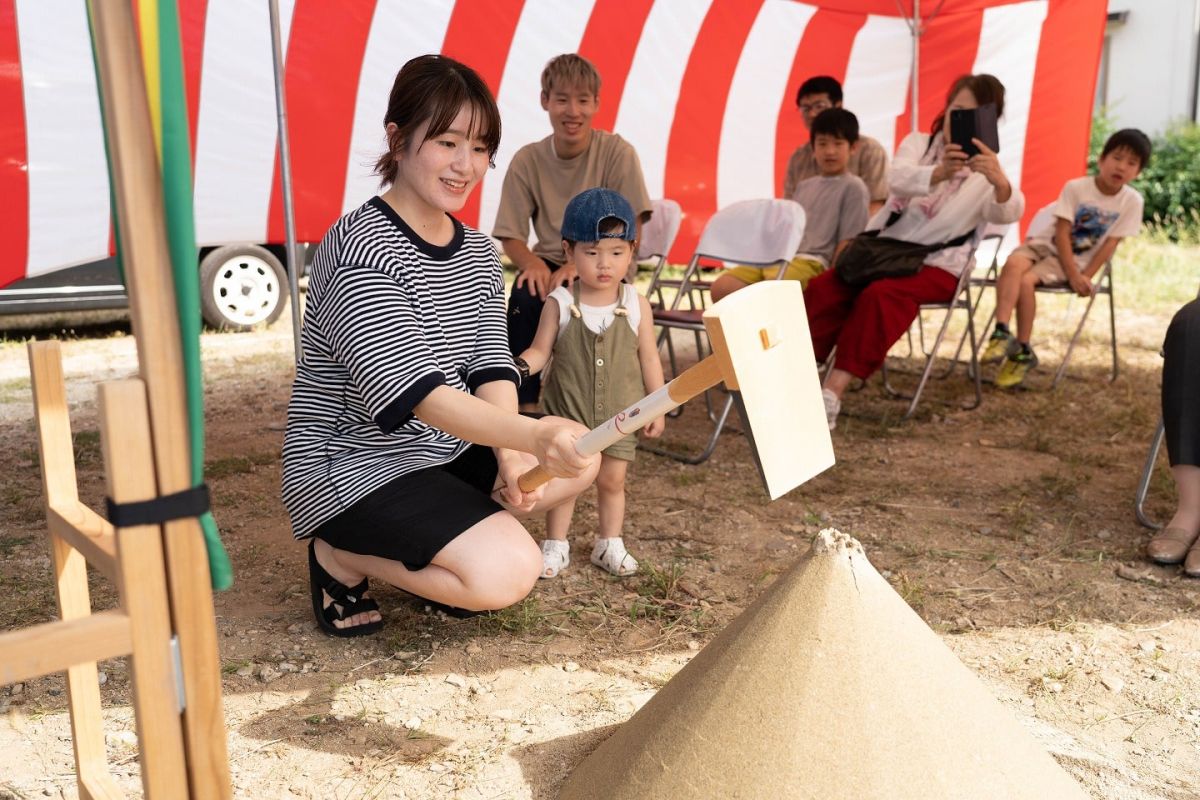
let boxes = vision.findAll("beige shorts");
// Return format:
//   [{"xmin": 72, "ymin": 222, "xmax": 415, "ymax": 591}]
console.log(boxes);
[{"xmin": 1010, "ymin": 242, "xmax": 1068, "ymax": 286}]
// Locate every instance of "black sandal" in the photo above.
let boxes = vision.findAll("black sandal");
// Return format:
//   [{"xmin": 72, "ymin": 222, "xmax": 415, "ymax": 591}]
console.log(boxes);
[{"xmin": 308, "ymin": 540, "xmax": 383, "ymax": 637}]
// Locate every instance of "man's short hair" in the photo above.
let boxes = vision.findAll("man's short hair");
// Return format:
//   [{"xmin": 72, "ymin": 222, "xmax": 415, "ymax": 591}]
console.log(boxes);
[
  {"xmin": 810, "ymin": 108, "xmax": 859, "ymax": 144},
  {"xmin": 796, "ymin": 75, "xmax": 843, "ymax": 106},
  {"xmin": 1102, "ymin": 128, "xmax": 1153, "ymax": 169},
  {"xmin": 541, "ymin": 54, "xmax": 601, "ymax": 97}
]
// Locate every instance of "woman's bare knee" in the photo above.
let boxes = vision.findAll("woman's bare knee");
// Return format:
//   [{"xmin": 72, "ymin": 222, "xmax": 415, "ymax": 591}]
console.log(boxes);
[{"xmin": 442, "ymin": 517, "xmax": 541, "ymax": 610}]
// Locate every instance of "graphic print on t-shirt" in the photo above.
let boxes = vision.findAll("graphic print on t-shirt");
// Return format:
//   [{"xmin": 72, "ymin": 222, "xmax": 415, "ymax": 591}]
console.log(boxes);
[{"xmin": 1070, "ymin": 204, "xmax": 1121, "ymax": 253}]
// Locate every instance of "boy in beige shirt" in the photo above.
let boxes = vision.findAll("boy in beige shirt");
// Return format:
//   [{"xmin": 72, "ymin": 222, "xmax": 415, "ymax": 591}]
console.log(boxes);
[{"xmin": 493, "ymin": 53, "xmax": 652, "ymax": 410}]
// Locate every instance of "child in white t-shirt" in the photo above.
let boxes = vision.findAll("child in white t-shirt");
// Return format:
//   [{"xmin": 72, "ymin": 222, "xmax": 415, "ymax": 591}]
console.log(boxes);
[
  {"xmin": 516, "ymin": 188, "xmax": 665, "ymax": 578},
  {"xmin": 984, "ymin": 128, "xmax": 1151, "ymax": 388}
]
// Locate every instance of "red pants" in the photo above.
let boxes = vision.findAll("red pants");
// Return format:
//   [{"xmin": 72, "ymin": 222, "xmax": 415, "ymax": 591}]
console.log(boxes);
[{"xmin": 804, "ymin": 267, "xmax": 959, "ymax": 379}]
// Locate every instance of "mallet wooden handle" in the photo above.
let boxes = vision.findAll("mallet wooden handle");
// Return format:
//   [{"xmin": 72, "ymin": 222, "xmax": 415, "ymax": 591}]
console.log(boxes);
[{"xmin": 517, "ymin": 355, "xmax": 725, "ymax": 492}]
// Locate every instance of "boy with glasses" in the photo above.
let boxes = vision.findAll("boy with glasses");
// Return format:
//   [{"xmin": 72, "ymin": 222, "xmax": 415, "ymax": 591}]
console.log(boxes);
[{"xmin": 784, "ymin": 75, "xmax": 889, "ymax": 215}]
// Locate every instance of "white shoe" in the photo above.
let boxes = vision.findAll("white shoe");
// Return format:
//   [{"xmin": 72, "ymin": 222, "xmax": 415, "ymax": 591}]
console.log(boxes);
[
  {"xmin": 540, "ymin": 539, "xmax": 570, "ymax": 579},
  {"xmin": 591, "ymin": 538, "xmax": 638, "ymax": 577},
  {"xmin": 822, "ymin": 388, "xmax": 841, "ymax": 431}
]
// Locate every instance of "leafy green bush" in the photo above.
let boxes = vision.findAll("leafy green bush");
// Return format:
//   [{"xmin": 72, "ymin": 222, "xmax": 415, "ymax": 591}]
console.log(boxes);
[{"xmin": 1089, "ymin": 113, "xmax": 1200, "ymax": 241}]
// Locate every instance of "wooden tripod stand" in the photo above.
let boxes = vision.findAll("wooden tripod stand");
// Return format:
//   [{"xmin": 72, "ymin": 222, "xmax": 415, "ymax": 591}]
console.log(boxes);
[
  {"xmin": 0, "ymin": 341, "xmax": 231, "ymax": 797},
  {"xmin": 0, "ymin": 1, "xmax": 233, "ymax": 796}
]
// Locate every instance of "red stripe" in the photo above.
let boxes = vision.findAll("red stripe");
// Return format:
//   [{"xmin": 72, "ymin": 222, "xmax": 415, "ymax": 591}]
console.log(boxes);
[
  {"xmin": 807, "ymin": 0, "xmax": 1030, "ymax": 13},
  {"xmin": 179, "ymin": 0, "xmax": 207, "ymax": 164},
  {"xmin": 892, "ymin": 9, "xmax": 984, "ymax": 150},
  {"xmin": 664, "ymin": 0, "xmax": 765, "ymax": 260},
  {"xmin": 577, "ymin": 0, "xmax": 654, "ymax": 133},
  {"xmin": 439, "ymin": 0, "xmax": 525, "ymax": 229},
  {"xmin": 774, "ymin": 9, "xmax": 865, "ymax": 197},
  {"xmin": 0, "ymin": 0, "xmax": 28, "ymax": 287},
  {"xmin": 1021, "ymin": 0, "xmax": 1107, "ymax": 234},
  {"xmin": 266, "ymin": 0, "xmax": 377, "ymax": 244}
]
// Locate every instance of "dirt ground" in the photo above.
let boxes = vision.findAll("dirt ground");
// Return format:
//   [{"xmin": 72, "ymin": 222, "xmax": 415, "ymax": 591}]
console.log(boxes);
[{"xmin": 1, "ymin": 267, "xmax": 1199, "ymax": 799}]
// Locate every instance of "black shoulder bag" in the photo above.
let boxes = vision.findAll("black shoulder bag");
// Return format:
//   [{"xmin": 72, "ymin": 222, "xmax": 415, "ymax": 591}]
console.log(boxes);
[{"xmin": 833, "ymin": 209, "xmax": 976, "ymax": 288}]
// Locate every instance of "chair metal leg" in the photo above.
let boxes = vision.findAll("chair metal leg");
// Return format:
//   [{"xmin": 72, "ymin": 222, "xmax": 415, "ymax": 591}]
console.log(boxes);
[
  {"xmin": 964, "ymin": 297, "xmax": 982, "ymax": 411},
  {"xmin": 950, "ymin": 279, "xmax": 989, "ymax": 376},
  {"xmin": 1135, "ymin": 419, "xmax": 1166, "ymax": 530},
  {"xmin": 1052, "ymin": 264, "xmax": 1115, "ymax": 389},
  {"xmin": 1051, "ymin": 285, "xmax": 1101, "ymax": 389},
  {"xmin": 883, "ymin": 282, "xmax": 982, "ymax": 418},
  {"xmin": 657, "ymin": 329, "xmax": 685, "ymax": 418},
  {"xmin": 640, "ymin": 393, "xmax": 735, "ymax": 464},
  {"xmin": 1107, "ymin": 276, "xmax": 1119, "ymax": 382},
  {"xmin": 902, "ymin": 304, "xmax": 958, "ymax": 419}
]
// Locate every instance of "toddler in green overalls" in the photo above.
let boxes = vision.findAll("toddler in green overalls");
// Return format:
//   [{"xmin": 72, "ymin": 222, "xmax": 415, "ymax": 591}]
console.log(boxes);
[{"xmin": 516, "ymin": 188, "xmax": 665, "ymax": 578}]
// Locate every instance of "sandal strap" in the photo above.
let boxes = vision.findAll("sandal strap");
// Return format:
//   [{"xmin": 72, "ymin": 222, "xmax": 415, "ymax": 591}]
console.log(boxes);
[
  {"xmin": 320, "ymin": 575, "xmax": 368, "ymax": 605},
  {"xmin": 315, "ymin": 563, "xmax": 376, "ymax": 621},
  {"xmin": 321, "ymin": 590, "xmax": 378, "ymax": 624}
]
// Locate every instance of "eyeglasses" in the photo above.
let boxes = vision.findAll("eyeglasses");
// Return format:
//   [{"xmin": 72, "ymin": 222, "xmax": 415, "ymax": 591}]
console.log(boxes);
[{"xmin": 799, "ymin": 100, "xmax": 832, "ymax": 115}]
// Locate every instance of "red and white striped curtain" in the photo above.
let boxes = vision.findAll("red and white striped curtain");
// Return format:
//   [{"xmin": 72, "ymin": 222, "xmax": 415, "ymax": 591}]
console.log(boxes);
[{"xmin": 0, "ymin": 0, "xmax": 1106, "ymax": 284}]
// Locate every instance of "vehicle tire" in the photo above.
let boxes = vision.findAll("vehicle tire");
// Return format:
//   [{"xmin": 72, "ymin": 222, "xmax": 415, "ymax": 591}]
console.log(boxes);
[{"xmin": 199, "ymin": 244, "xmax": 288, "ymax": 331}]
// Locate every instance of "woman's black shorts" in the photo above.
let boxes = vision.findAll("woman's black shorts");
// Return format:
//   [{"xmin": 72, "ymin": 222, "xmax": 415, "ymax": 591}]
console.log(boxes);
[{"xmin": 311, "ymin": 444, "xmax": 503, "ymax": 571}]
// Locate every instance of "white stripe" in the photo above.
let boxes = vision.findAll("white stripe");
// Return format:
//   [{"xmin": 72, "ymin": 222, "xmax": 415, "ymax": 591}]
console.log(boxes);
[
  {"xmin": 477, "ymin": 0, "xmax": 595, "ymax": 237},
  {"xmin": 613, "ymin": 0, "xmax": 714, "ymax": 201},
  {"xmin": 972, "ymin": 0, "xmax": 1049, "ymax": 248},
  {"xmin": 193, "ymin": 0, "xmax": 296, "ymax": 246},
  {"xmin": 842, "ymin": 14, "xmax": 912, "ymax": 157},
  {"xmin": 340, "ymin": 0, "xmax": 455, "ymax": 214},
  {"xmin": 717, "ymin": 0, "xmax": 816, "ymax": 208},
  {"xmin": 16, "ymin": 0, "xmax": 111, "ymax": 277}
]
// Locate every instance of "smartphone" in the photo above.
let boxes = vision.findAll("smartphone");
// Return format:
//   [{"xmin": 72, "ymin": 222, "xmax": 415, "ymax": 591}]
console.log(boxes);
[{"xmin": 949, "ymin": 103, "xmax": 1000, "ymax": 157}]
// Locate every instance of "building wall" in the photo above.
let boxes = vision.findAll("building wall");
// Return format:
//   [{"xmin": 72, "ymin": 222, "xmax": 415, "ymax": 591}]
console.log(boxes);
[{"xmin": 1099, "ymin": 0, "xmax": 1200, "ymax": 133}]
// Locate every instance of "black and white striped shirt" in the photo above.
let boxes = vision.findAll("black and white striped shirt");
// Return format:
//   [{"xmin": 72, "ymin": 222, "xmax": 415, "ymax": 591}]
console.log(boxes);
[{"xmin": 282, "ymin": 197, "xmax": 518, "ymax": 539}]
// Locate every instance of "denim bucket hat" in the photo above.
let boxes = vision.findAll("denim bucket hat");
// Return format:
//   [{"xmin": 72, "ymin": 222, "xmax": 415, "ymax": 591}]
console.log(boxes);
[{"xmin": 560, "ymin": 188, "xmax": 637, "ymax": 243}]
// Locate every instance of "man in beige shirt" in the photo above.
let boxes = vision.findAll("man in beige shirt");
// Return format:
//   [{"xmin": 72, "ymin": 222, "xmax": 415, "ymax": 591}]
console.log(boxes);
[
  {"xmin": 494, "ymin": 53, "xmax": 652, "ymax": 408},
  {"xmin": 783, "ymin": 75, "xmax": 889, "ymax": 215}
]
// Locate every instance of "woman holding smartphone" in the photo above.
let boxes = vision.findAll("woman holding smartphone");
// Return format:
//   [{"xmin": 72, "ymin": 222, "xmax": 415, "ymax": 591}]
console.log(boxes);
[{"xmin": 805, "ymin": 73, "xmax": 1024, "ymax": 430}]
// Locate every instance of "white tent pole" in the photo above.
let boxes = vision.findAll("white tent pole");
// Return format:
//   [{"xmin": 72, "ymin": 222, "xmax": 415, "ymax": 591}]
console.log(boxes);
[
  {"xmin": 269, "ymin": 0, "xmax": 302, "ymax": 362},
  {"xmin": 911, "ymin": 0, "xmax": 920, "ymax": 135}
]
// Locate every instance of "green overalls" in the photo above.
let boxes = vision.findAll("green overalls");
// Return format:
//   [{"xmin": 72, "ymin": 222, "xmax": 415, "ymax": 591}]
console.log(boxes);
[{"xmin": 541, "ymin": 282, "xmax": 645, "ymax": 461}]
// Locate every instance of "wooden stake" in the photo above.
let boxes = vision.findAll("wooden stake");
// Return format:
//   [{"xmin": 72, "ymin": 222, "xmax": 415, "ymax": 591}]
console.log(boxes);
[
  {"xmin": 87, "ymin": 4, "xmax": 230, "ymax": 796},
  {"xmin": 100, "ymin": 379, "xmax": 188, "ymax": 797}
]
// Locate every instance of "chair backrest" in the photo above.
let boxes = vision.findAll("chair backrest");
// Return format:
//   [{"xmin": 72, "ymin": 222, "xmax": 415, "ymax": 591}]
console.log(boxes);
[
  {"xmin": 695, "ymin": 199, "xmax": 806, "ymax": 266},
  {"xmin": 973, "ymin": 222, "xmax": 1010, "ymax": 274},
  {"xmin": 638, "ymin": 198, "xmax": 682, "ymax": 261},
  {"xmin": 1027, "ymin": 203, "xmax": 1056, "ymax": 237}
]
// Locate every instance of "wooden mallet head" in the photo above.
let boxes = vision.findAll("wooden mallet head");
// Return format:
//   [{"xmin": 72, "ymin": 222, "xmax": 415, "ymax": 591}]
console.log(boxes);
[{"xmin": 701, "ymin": 279, "xmax": 834, "ymax": 498}]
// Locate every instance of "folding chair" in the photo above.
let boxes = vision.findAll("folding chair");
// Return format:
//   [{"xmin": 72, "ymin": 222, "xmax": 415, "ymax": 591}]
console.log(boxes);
[
  {"xmin": 971, "ymin": 204, "xmax": 1119, "ymax": 388},
  {"xmin": 638, "ymin": 198, "xmax": 682, "ymax": 298},
  {"xmin": 880, "ymin": 254, "xmax": 984, "ymax": 419},
  {"xmin": 642, "ymin": 199, "xmax": 806, "ymax": 463},
  {"xmin": 884, "ymin": 226, "xmax": 1007, "ymax": 383}
]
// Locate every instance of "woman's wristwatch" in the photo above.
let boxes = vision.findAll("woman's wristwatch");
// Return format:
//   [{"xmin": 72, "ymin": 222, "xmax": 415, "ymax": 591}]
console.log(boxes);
[{"xmin": 514, "ymin": 357, "xmax": 531, "ymax": 385}]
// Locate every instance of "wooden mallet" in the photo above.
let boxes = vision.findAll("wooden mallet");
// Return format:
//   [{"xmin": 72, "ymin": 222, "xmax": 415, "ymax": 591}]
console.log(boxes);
[{"xmin": 517, "ymin": 280, "xmax": 835, "ymax": 499}]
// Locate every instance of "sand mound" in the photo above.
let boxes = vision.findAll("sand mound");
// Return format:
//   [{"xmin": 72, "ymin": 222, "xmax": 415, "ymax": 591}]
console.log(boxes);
[{"xmin": 560, "ymin": 529, "xmax": 1088, "ymax": 800}]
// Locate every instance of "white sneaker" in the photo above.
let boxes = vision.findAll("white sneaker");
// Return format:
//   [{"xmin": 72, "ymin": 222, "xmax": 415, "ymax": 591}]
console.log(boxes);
[
  {"xmin": 591, "ymin": 538, "xmax": 638, "ymax": 577},
  {"xmin": 821, "ymin": 388, "xmax": 841, "ymax": 431},
  {"xmin": 540, "ymin": 539, "xmax": 570, "ymax": 579}
]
